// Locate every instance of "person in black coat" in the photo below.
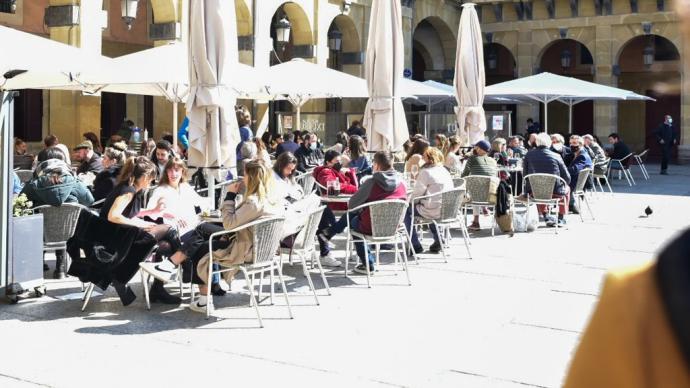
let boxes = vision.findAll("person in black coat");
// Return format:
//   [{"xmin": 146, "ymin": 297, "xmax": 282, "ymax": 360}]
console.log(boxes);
[
  {"xmin": 275, "ymin": 131, "xmax": 300, "ymax": 157},
  {"xmin": 655, "ymin": 115, "xmax": 678, "ymax": 175},
  {"xmin": 607, "ymin": 133, "xmax": 632, "ymax": 167},
  {"xmin": 294, "ymin": 132, "xmax": 324, "ymax": 172}
]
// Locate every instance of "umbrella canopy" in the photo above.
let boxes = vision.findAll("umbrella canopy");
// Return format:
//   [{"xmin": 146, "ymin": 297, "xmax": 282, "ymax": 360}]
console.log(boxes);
[
  {"xmin": 0, "ymin": 25, "xmax": 111, "ymax": 91},
  {"xmin": 362, "ymin": 0, "xmax": 409, "ymax": 152},
  {"xmin": 401, "ymin": 78, "xmax": 454, "ymax": 106},
  {"xmin": 486, "ymin": 72, "xmax": 654, "ymax": 132},
  {"xmin": 454, "ymin": 3, "xmax": 486, "ymax": 146},
  {"xmin": 186, "ymin": 0, "xmax": 239, "ymax": 173}
]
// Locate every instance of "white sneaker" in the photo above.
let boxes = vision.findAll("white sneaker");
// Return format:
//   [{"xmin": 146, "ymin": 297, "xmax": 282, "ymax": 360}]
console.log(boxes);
[
  {"xmin": 319, "ymin": 253, "xmax": 342, "ymax": 267},
  {"xmin": 139, "ymin": 259, "xmax": 177, "ymax": 282},
  {"xmin": 189, "ymin": 298, "xmax": 213, "ymax": 314}
]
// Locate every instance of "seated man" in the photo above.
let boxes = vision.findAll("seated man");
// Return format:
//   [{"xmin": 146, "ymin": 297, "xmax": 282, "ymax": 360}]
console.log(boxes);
[
  {"xmin": 508, "ymin": 136, "xmax": 527, "ymax": 158},
  {"xmin": 461, "ymin": 140, "xmax": 498, "ymax": 231},
  {"xmin": 567, "ymin": 135, "xmax": 593, "ymax": 213},
  {"xmin": 318, "ymin": 152, "xmax": 407, "ymax": 274},
  {"xmin": 313, "ymin": 150, "xmax": 358, "ymax": 267},
  {"xmin": 74, "ymin": 140, "xmax": 104, "ymax": 176},
  {"xmin": 607, "ymin": 133, "xmax": 632, "ymax": 164},
  {"xmin": 583, "ymin": 134, "xmax": 608, "ymax": 176},
  {"xmin": 294, "ymin": 132, "xmax": 324, "ymax": 172},
  {"xmin": 522, "ymin": 133, "xmax": 571, "ymax": 227}
]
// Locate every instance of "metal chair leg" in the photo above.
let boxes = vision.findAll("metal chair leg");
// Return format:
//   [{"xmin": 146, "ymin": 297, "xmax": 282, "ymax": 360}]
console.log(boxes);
[
  {"xmin": 243, "ymin": 268, "xmax": 263, "ymax": 328},
  {"xmin": 81, "ymin": 283, "xmax": 95, "ymax": 312},
  {"xmin": 277, "ymin": 265, "xmax": 293, "ymax": 319},
  {"xmin": 313, "ymin": 251, "xmax": 331, "ymax": 295},
  {"xmin": 301, "ymin": 258, "xmax": 319, "ymax": 306},
  {"xmin": 399, "ymin": 237, "xmax": 412, "ymax": 286},
  {"xmin": 141, "ymin": 271, "xmax": 151, "ymax": 311}
]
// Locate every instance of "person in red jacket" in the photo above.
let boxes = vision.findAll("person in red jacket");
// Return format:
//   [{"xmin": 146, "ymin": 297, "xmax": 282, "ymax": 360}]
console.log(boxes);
[
  {"xmin": 312, "ymin": 150, "xmax": 358, "ymax": 267},
  {"xmin": 318, "ymin": 152, "xmax": 407, "ymax": 274}
]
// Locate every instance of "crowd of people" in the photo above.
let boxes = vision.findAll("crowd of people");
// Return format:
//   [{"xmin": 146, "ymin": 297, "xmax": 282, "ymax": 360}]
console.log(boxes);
[{"xmin": 10, "ymin": 105, "xmax": 645, "ymax": 313}]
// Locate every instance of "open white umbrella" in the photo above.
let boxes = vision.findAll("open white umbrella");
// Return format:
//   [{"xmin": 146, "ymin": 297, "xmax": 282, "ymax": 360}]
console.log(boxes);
[
  {"xmin": 362, "ymin": 0, "xmax": 408, "ymax": 152},
  {"xmin": 263, "ymin": 58, "xmax": 368, "ymax": 131},
  {"xmin": 454, "ymin": 3, "xmax": 486, "ymax": 146},
  {"xmin": 187, "ymin": 0, "xmax": 240, "ymax": 190},
  {"xmin": 0, "ymin": 25, "xmax": 111, "ymax": 91},
  {"xmin": 485, "ymin": 72, "xmax": 654, "ymax": 133}
]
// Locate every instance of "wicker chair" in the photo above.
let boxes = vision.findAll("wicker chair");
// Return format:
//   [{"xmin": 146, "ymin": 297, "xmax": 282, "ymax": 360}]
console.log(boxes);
[
  {"xmin": 280, "ymin": 206, "xmax": 331, "ymax": 306},
  {"xmin": 592, "ymin": 158, "xmax": 613, "ymax": 194},
  {"xmin": 462, "ymin": 175, "xmax": 498, "ymax": 236},
  {"xmin": 15, "ymin": 169, "xmax": 33, "ymax": 184},
  {"xmin": 201, "ymin": 216, "xmax": 289, "ymax": 326},
  {"xmin": 409, "ymin": 187, "xmax": 471, "ymax": 263},
  {"xmin": 573, "ymin": 168, "xmax": 595, "ymax": 222},
  {"xmin": 632, "ymin": 149, "xmax": 650, "ymax": 180},
  {"xmin": 33, "ymin": 203, "xmax": 91, "ymax": 275},
  {"xmin": 519, "ymin": 174, "xmax": 570, "ymax": 234},
  {"xmin": 393, "ymin": 162, "xmax": 406, "ymax": 173},
  {"xmin": 452, "ymin": 177, "xmax": 465, "ymax": 189},
  {"xmin": 295, "ymin": 171, "xmax": 316, "ymax": 194},
  {"xmin": 345, "ymin": 200, "xmax": 411, "ymax": 288},
  {"xmin": 608, "ymin": 153, "xmax": 636, "ymax": 186}
]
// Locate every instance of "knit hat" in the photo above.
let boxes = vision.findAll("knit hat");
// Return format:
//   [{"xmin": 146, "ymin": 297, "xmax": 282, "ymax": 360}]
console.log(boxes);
[
  {"xmin": 474, "ymin": 140, "xmax": 491, "ymax": 152},
  {"xmin": 73, "ymin": 140, "xmax": 93, "ymax": 151}
]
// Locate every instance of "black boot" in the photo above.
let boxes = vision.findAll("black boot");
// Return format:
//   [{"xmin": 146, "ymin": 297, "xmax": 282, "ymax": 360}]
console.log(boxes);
[
  {"xmin": 211, "ymin": 283, "xmax": 227, "ymax": 296},
  {"xmin": 149, "ymin": 279, "xmax": 181, "ymax": 305},
  {"xmin": 53, "ymin": 252, "xmax": 66, "ymax": 280},
  {"xmin": 112, "ymin": 281, "xmax": 137, "ymax": 306}
]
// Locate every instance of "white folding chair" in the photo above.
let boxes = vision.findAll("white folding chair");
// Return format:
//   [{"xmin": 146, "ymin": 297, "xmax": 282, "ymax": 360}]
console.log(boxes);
[
  {"xmin": 608, "ymin": 153, "xmax": 636, "ymax": 186},
  {"xmin": 632, "ymin": 149, "xmax": 650, "ymax": 180},
  {"xmin": 572, "ymin": 168, "xmax": 595, "ymax": 221}
]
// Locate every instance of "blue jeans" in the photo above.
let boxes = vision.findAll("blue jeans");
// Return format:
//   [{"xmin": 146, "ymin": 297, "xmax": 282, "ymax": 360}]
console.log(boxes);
[
  {"xmin": 349, "ymin": 215, "xmax": 374, "ymax": 267},
  {"xmin": 404, "ymin": 206, "xmax": 441, "ymax": 250}
]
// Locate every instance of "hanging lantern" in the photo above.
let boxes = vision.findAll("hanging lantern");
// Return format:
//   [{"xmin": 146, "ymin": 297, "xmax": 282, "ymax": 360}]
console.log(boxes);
[
  {"xmin": 273, "ymin": 14, "xmax": 292, "ymax": 48},
  {"xmin": 487, "ymin": 50, "xmax": 498, "ymax": 70},
  {"xmin": 328, "ymin": 28, "xmax": 343, "ymax": 51},
  {"xmin": 560, "ymin": 49, "xmax": 572, "ymax": 69},
  {"xmin": 643, "ymin": 44, "xmax": 654, "ymax": 68},
  {"xmin": 121, "ymin": 0, "xmax": 139, "ymax": 30}
]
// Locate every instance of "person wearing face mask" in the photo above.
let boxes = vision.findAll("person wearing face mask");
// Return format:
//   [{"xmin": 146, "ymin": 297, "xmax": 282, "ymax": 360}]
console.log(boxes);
[
  {"xmin": 294, "ymin": 132, "xmax": 324, "ymax": 172},
  {"xmin": 567, "ymin": 135, "xmax": 593, "ymax": 214},
  {"xmin": 655, "ymin": 115, "xmax": 678, "ymax": 175}
]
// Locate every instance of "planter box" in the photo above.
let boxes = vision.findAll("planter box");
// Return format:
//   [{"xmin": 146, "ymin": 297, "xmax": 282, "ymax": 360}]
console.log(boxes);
[{"xmin": 7, "ymin": 213, "xmax": 44, "ymax": 299}]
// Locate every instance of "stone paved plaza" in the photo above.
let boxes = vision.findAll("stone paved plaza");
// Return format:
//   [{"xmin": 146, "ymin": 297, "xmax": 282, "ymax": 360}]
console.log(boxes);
[{"xmin": 2, "ymin": 163, "xmax": 689, "ymax": 388}]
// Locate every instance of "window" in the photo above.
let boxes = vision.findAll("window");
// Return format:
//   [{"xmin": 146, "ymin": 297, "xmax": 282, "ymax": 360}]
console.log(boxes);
[{"xmin": 0, "ymin": 0, "xmax": 16, "ymax": 14}]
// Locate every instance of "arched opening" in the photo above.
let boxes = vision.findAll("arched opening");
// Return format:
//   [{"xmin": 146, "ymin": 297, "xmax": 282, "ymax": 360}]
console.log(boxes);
[
  {"xmin": 235, "ymin": 0, "xmax": 252, "ymax": 36},
  {"xmin": 269, "ymin": 2, "xmax": 315, "ymax": 134},
  {"xmin": 539, "ymin": 39, "xmax": 595, "ymax": 135},
  {"xmin": 412, "ymin": 17, "xmax": 455, "ymax": 82},
  {"xmin": 484, "ymin": 43, "xmax": 517, "ymax": 134},
  {"xmin": 617, "ymin": 35, "xmax": 680, "ymax": 159}
]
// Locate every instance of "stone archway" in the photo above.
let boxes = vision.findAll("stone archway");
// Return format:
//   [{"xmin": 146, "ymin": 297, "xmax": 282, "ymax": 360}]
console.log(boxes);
[
  {"xmin": 484, "ymin": 42, "xmax": 516, "ymax": 86},
  {"xmin": 269, "ymin": 2, "xmax": 315, "ymax": 65},
  {"xmin": 412, "ymin": 17, "xmax": 456, "ymax": 82},
  {"xmin": 617, "ymin": 34, "xmax": 681, "ymax": 158},
  {"xmin": 235, "ymin": 0, "xmax": 252, "ymax": 36},
  {"xmin": 149, "ymin": 0, "xmax": 177, "ymax": 24},
  {"xmin": 538, "ymin": 39, "xmax": 595, "ymax": 135}
]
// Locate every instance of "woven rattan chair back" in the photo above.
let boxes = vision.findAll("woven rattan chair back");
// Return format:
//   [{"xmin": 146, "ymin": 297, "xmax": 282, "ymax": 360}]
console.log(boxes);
[
  {"xmin": 452, "ymin": 177, "xmax": 465, "ymax": 189},
  {"xmin": 464, "ymin": 175, "xmax": 493, "ymax": 203},
  {"xmin": 574, "ymin": 168, "xmax": 591, "ymax": 193},
  {"xmin": 439, "ymin": 187, "xmax": 465, "ymax": 222},
  {"xmin": 291, "ymin": 206, "xmax": 325, "ymax": 251},
  {"xmin": 525, "ymin": 174, "xmax": 558, "ymax": 200},
  {"xmin": 15, "ymin": 169, "xmax": 33, "ymax": 184},
  {"xmin": 250, "ymin": 217, "xmax": 286, "ymax": 266},
  {"xmin": 296, "ymin": 172, "xmax": 316, "ymax": 194},
  {"xmin": 369, "ymin": 200, "xmax": 408, "ymax": 239},
  {"xmin": 34, "ymin": 203, "xmax": 83, "ymax": 244}
]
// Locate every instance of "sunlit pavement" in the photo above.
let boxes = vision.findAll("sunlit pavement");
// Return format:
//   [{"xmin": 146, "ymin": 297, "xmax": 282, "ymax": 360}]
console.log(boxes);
[{"xmin": 2, "ymin": 163, "xmax": 689, "ymax": 388}]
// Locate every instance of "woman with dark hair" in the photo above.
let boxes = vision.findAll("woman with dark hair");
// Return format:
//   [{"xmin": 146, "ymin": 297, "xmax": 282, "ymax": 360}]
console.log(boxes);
[
  {"xmin": 261, "ymin": 132, "xmax": 275, "ymax": 154},
  {"xmin": 92, "ymin": 144, "xmax": 126, "ymax": 202},
  {"xmin": 347, "ymin": 135, "xmax": 372, "ymax": 176},
  {"xmin": 405, "ymin": 138, "xmax": 430, "ymax": 174},
  {"xmin": 272, "ymin": 152, "xmax": 304, "ymax": 203},
  {"xmin": 83, "ymin": 132, "xmax": 103, "ymax": 155},
  {"xmin": 100, "ymin": 156, "xmax": 181, "ymax": 304}
]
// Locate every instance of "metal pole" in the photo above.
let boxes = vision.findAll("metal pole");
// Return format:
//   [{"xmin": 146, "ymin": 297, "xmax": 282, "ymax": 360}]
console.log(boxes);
[
  {"xmin": 544, "ymin": 100, "xmax": 549, "ymax": 135},
  {"xmin": 173, "ymin": 102, "xmax": 178, "ymax": 150},
  {"xmin": 568, "ymin": 101, "xmax": 573, "ymax": 134},
  {"xmin": 0, "ymin": 91, "xmax": 13, "ymax": 294}
]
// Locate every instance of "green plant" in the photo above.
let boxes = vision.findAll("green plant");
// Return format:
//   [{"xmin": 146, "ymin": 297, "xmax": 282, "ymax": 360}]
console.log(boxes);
[{"xmin": 12, "ymin": 194, "xmax": 33, "ymax": 217}]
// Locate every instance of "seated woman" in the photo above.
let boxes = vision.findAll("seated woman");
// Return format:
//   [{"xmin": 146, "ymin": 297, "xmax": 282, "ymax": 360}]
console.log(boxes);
[
  {"xmin": 190, "ymin": 160, "xmax": 285, "ymax": 313},
  {"xmin": 404, "ymin": 138, "xmax": 430, "ymax": 177},
  {"xmin": 489, "ymin": 137, "xmax": 511, "ymax": 181},
  {"xmin": 444, "ymin": 135, "xmax": 463, "ymax": 175},
  {"xmin": 435, "ymin": 134, "xmax": 448, "ymax": 151},
  {"xmin": 347, "ymin": 135, "xmax": 372, "ymax": 178},
  {"xmin": 100, "ymin": 156, "xmax": 181, "ymax": 305},
  {"xmin": 312, "ymin": 150, "xmax": 358, "ymax": 267},
  {"xmin": 22, "ymin": 147, "xmax": 94, "ymax": 279},
  {"xmin": 273, "ymin": 152, "xmax": 304, "ymax": 205},
  {"xmin": 92, "ymin": 144, "xmax": 126, "ymax": 202},
  {"xmin": 254, "ymin": 137, "xmax": 273, "ymax": 166},
  {"xmin": 407, "ymin": 148, "xmax": 454, "ymax": 254}
]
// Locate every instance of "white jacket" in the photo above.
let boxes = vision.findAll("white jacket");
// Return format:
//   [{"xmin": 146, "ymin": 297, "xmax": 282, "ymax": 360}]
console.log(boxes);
[{"xmin": 412, "ymin": 165, "xmax": 454, "ymax": 220}]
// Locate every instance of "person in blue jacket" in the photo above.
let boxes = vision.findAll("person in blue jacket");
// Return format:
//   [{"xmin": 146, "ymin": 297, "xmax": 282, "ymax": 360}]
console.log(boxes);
[
  {"xmin": 567, "ymin": 135, "xmax": 592, "ymax": 214},
  {"xmin": 178, "ymin": 117, "xmax": 190, "ymax": 150}
]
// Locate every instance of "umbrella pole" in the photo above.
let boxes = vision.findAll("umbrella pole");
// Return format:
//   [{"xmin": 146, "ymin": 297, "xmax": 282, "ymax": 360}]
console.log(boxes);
[
  {"xmin": 569, "ymin": 102, "xmax": 573, "ymax": 134},
  {"xmin": 544, "ymin": 101, "xmax": 549, "ymax": 135},
  {"xmin": 173, "ymin": 102, "xmax": 178, "ymax": 151},
  {"xmin": 296, "ymin": 105, "xmax": 301, "ymax": 132}
]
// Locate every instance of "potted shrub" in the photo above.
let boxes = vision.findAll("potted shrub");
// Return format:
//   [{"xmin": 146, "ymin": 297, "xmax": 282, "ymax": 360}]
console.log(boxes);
[{"xmin": 7, "ymin": 194, "xmax": 45, "ymax": 303}]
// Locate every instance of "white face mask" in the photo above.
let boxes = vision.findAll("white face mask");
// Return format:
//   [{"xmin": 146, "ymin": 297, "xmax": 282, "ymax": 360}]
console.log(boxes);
[{"xmin": 667, "ymin": 118, "xmax": 673, "ymax": 124}]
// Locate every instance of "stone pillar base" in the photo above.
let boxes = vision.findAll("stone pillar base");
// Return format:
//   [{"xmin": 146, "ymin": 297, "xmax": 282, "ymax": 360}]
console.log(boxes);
[{"xmin": 677, "ymin": 145, "xmax": 690, "ymax": 165}]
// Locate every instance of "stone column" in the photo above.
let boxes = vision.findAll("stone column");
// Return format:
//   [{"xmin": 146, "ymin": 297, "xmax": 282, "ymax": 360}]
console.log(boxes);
[
  {"xmin": 679, "ymin": 71, "xmax": 690, "ymax": 164},
  {"xmin": 47, "ymin": 0, "xmax": 105, "ymax": 150},
  {"xmin": 151, "ymin": 2, "xmax": 184, "ymax": 137},
  {"xmin": 593, "ymin": 25, "xmax": 617, "ymax": 138},
  {"xmin": 401, "ymin": 2, "xmax": 414, "ymax": 74},
  {"xmin": 516, "ymin": 30, "xmax": 538, "ymax": 132}
]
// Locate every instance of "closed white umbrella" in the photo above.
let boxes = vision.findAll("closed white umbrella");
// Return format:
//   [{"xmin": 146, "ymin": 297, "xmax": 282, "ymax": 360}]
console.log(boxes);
[
  {"xmin": 187, "ymin": 0, "xmax": 240, "ymax": 196},
  {"xmin": 454, "ymin": 3, "xmax": 486, "ymax": 146},
  {"xmin": 362, "ymin": 0, "xmax": 408, "ymax": 152}
]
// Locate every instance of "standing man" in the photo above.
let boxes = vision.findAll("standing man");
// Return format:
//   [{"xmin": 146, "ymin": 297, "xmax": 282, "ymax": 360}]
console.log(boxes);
[{"xmin": 655, "ymin": 115, "xmax": 678, "ymax": 175}]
